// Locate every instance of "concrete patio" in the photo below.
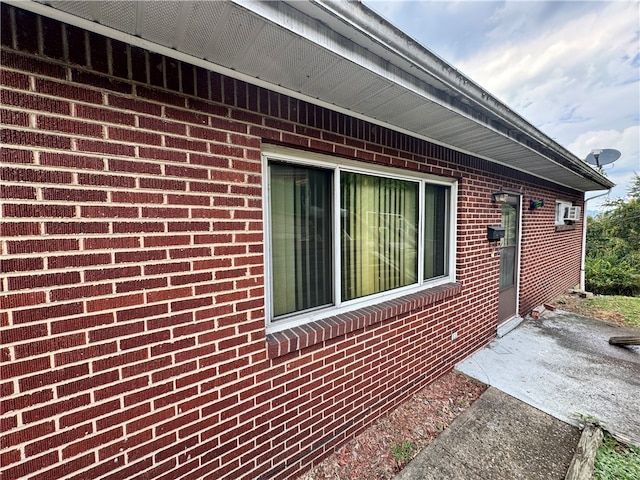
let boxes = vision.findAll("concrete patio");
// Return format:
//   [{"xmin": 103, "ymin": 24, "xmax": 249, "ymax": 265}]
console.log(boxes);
[{"xmin": 457, "ymin": 309, "xmax": 640, "ymax": 444}]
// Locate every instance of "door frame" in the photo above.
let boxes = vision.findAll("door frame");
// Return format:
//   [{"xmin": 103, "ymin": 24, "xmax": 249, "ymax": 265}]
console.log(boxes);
[{"xmin": 497, "ymin": 193, "xmax": 522, "ymax": 324}]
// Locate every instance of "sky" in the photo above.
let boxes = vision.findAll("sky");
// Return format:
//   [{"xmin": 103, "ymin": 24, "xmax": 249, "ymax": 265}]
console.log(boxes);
[{"xmin": 365, "ymin": 0, "xmax": 640, "ymax": 211}]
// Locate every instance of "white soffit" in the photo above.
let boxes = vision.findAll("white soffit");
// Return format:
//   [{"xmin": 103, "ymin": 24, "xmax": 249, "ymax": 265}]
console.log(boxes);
[{"xmin": 13, "ymin": 0, "xmax": 613, "ymax": 192}]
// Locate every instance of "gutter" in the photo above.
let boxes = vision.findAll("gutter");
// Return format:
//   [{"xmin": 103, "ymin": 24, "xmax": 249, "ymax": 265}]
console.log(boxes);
[{"xmin": 310, "ymin": 0, "xmax": 614, "ymax": 191}]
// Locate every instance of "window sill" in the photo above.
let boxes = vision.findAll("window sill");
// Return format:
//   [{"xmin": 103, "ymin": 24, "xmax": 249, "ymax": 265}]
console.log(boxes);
[
  {"xmin": 555, "ymin": 224, "xmax": 576, "ymax": 232},
  {"xmin": 266, "ymin": 282, "xmax": 462, "ymax": 359}
]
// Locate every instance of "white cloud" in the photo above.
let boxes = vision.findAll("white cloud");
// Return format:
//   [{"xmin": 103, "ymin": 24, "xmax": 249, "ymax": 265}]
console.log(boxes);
[{"xmin": 366, "ymin": 0, "xmax": 640, "ymax": 201}]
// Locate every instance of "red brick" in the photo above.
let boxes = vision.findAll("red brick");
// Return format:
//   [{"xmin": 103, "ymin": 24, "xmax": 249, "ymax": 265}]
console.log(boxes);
[
  {"xmin": 0, "ymin": 449, "xmax": 21, "ymax": 468},
  {"xmin": 138, "ymin": 116, "xmax": 187, "ymax": 135},
  {"xmin": 116, "ymin": 303, "xmax": 168, "ymax": 322},
  {"xmin": 139, "ymin": 146, "xmax": 188, "ymax": 162},
  {"xmin": 0, "ymin": 256, "xmax": 44, "ymax": 272},
  {"xmin": 120, "ymin": 331, "xmax": 170, "ymax": 351},
  {"xmin": 139, "ymin": 177, "xmax": 187, "ymax": 191},
  {"xmin": 1, "ymin": 70, "xmax": 30, "ymax": 89},
  {"xmin": 24, "ymin": 423, "xmax": 93, "ymax": 457},
  {"xmin": 165, "ymin": 135, "xmax": 208, "ymax": 152},
  {"xmin": 170, "ymin": 296, "xmax": 213, "ymax": 312},
  {"xmin": 35, "ymin": 77, "xmax": 103, "ymax": 103},
  {"xmin": 84, "ymin": 266, "xmax": 141, "ymax": 282},
  {"xmin": 76, "ymin": 139, "xmax": 135, "ymax": 156},
  {"xmin": 0, "ymin": 451, "xmax": 58, "ymax": 480},
  {"xmin": 47, "ymin": 222, "xmax": 110, "ymax": 237},
  {"xmin": 86, "ymin": 293, "xmax": 144, "ymax": 313},
  {"xmin": 150, "ymin": 338, "xmax": 196, "ymax": 357},
  {"xmin": 59, "ymin": 398, "xmax": 120, "ymax": 429},
  {"xmin": 106, "ymin": 94, "xmax": 159, "ymax": 114},
  {"xmin": 80, "ymin": 205, "xmax": 139, "ymax": 219},
  {"xmin": 50, "ymin": 284, "xmax": 113, "ymax": 302},
  {"xmin": 39, "ymin": 151, "xmax": 104, "ymax": 170},
  {"xmin": 48, "ymin": 253, "xmax": 111, "ymax": 269},
  {"xmin": 1, "ymin": 109, "xmax": 29, "ymax": 126},
  {"xmin": 37, "ymin": 115, "xmax": 103, "ymax": 137},
  {"xmin": 43, "ymin": 187, "xmax": 107, "ymax": 202},
  {"xmin": 54, "ymin": 342, "xmax": 118, "ymax": 367},
  {"xmin": 124, "ymin": 383, "xmax": 173, "ymax": 409},
  {"xmin": 1, "ymin": 89, "xmax": 70, "ymax": 114},
  {"xmin": 18, "ymin": 364, "xmax": 88, "ymax": 393},
  {"xmin": 126, "ymin": 406, "xmax": 174, "ymax": 434},
  {"xmin": 0, "ymin": 148, "xmax": 34, "ymax": 166},
  {"xmin": 8, "ymin": 271, "xmax": 81, "ymax": 291},
  {"xmin": 108, "ymin": 158, "xmax": 162, "ymax": 175},
  {"xmin": 12, "ymin": 303, "xmax": 83, "ymax": 326},
  {"xmin": 94, "ymin": 376, "xmax": 149, "ymax": 402},
  {"xmin": 0, "ymin": 389, "xmax": 54, "ymax": 415},
  {"xmin": 6, "ymin": 237, "xmax": 78, "ymax": 254},
  {"xmin": 14, "ymin": 333, "xmax": 85, "ymax": 359},
  {"xmin": 0, "ymin": 291, "xmax": 44, "ymax": 310},
  {"xmin": 91, "ymin": 349, "xmax": 147, "ymax": 373},
  {"xmin": 146, "ymin": 286, "xmax": 192, "ymax": 303},
  {"xmin": 57, "ymin": 370, "xmax": 119, "ymax": 398},
  {"xmin": 3, "ymin": 203, "xmax": 76, "ymax": 218},
  {"xmin": 116, "ymin": 277, "xmax": 167, "ymax": 293},
  {"xmin": 29, "ymin": 453, "xmax": 95, "ymax": 480},
  {"xmin": 0, "ymin": 323, "xmax": 48, "ymax": 345},
  {"xmin": 141, "ymin": 207, "xmax": 189, "ymax": 218},
  {"xmin": 115, "ymin": 249, "xmax": 168, "ymax": 264},
  {"xmin": 166, "ymin": 221, "xmax": 211, "ymax": 233},
  {"xmin": 22, "ymin": 394, "xmax": 91, "ymax": 424},
  {"xmin": 122, "ymin": 357, "xmax": 172, "ymax": 380},
  {"xmin": 75, "ymin": 104, "xmax": 135, "ymax": 125},
  {"xmin": 108, "ymin": 126, "xmax": 162, "ymax": 145},
  {"xmin": 0, "ymin": 356, "xmax": 51, "ymax": 381},
  {"xmin": 85, "ymin": 236, "xmax": 139, "ymax": 250},
  {"xmin": 62, "ymin": 426, "xmax": 122, "ymax": 459}
]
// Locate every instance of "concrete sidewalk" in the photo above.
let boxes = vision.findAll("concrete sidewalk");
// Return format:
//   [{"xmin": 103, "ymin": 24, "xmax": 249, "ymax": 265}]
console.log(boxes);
[
  {"xmin": 396, "ymin": 310, "xmax": 639, "ymax": 479},
  {"xmin": 395, "ymin": 387, "xmax": 580, "ymax": 480}
]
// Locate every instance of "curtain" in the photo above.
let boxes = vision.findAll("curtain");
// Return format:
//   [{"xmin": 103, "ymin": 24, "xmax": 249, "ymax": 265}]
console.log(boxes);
[
  {"xmin": 270, "ymin": 163, "xmax": 332, "ymax": 317},
  {"xmin": 341, "ymin": 172, "xmax": 418, "ymax": 301},
  {"xmin": 424, "ymin": 184, "xmax": 449, "ymax": 279}
]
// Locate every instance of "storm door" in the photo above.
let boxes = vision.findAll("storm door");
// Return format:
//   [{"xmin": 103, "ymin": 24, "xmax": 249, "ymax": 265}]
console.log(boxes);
[{"xmin": 497, "ymin": 195, "xmax": 520, "ymax": 324}]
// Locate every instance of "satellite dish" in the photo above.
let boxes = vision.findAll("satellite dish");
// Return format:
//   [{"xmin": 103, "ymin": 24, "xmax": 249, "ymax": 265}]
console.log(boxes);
[{"xmin": 585, "ymin": 149, "xmax": 621, "ymax": 168}]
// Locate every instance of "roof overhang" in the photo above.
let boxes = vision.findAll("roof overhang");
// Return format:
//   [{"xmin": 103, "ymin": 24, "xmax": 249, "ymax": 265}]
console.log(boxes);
[{"xmin": 8, "ymin": 0, "xmax": 614, "ymax": 192}]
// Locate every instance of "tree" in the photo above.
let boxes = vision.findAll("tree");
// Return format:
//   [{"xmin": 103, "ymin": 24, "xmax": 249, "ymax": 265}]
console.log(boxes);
[{"xmin": 585, "ymin": 174, "xmax": 640, "ymax": 296}]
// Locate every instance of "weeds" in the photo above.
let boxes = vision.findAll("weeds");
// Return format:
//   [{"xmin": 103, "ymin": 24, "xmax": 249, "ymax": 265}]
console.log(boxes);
[
  {"xmin": 593, "ymin": 432, "xmax": 640, "ymax": 480},
  {"xmin": 391, "ymin": 440, "xmax": 415, "ymax": 470}
]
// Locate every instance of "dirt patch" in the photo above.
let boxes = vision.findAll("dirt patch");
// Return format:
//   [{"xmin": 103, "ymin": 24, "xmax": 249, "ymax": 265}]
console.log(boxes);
[
  {"xmin": 546, "ymin": 294, "xmax": 627, "ymax": 327},
  {"xmin": 297, "ymin": 371, "xmax": 486, "ymax": 480}
]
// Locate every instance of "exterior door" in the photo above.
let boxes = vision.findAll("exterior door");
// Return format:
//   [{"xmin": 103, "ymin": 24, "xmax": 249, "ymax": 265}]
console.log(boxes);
[{"xmin": 498, "ymin": 196, "xmax": 520, "ymax": 323}]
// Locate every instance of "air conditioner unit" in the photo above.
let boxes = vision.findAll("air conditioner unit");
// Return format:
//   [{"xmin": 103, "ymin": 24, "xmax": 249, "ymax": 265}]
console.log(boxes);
[{"xmin": 564, "ymin": 206, "xmax": 581, "ymax": 221}]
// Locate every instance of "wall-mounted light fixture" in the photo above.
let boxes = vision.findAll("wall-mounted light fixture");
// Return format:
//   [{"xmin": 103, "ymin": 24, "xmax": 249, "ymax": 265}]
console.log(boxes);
[
  {"xmin": 491, "ymin": 190, "xmax": 509, "ymax": 204},
  {"xmin": 529, "ymin": 198, "xmax": 545, "ymax": 210}
]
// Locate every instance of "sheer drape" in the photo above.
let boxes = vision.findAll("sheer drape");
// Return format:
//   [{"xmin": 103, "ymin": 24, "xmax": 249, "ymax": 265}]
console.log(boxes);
[
  {"xmin": 341, "ymin": 173, "xmax": 418, "ymax": 301},
  {"xmin": 270, "ymin": 164, "xmax": 332, "ymax": 317}
]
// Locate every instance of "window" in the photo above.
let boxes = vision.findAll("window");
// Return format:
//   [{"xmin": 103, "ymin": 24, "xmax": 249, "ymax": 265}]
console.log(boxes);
[
  {"xmin": 555, "ymin": 200, "xmax": 572, "ymax": 225},
  {"xmin": 264, "ymin": 147, "xmax": 456, "ymax": 331}
]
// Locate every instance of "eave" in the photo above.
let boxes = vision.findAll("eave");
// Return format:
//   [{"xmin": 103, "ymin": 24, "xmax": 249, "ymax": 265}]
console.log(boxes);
[{"xmin": 7, "ymin": 0, "xmax": 614, "ymax": 193}]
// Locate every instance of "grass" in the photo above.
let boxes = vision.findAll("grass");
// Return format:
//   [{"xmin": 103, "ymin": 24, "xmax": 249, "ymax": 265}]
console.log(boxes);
[
  {"xmin": 585, "ymin": 296, "xmax": 640, "ymax": 328},
  {"xmin": 593, "ymin": 432, "xmax": 640, "ymax": 480}
]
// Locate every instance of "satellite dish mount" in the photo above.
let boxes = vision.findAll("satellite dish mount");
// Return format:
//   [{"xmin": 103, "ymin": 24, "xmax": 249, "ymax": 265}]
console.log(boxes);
[{"xmin": 585, "ymin": 149, "xmax": 621, "ymax": 173}]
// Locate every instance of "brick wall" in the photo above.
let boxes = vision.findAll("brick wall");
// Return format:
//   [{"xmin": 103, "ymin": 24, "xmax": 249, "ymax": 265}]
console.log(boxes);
[{"xmin": 1, "ymin": 5, "xmax": 583, "ymax": 479}]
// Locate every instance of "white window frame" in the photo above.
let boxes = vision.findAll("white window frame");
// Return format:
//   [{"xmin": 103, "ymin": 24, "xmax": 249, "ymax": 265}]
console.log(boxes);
[
  {"xmin": 555, "ymin": 200, "xmax": 573, "ymax": 225},
  {"xmin": 262, "ymin": 145, "xmax": 458, "ymax": 333}
]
